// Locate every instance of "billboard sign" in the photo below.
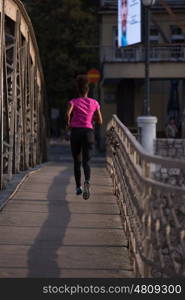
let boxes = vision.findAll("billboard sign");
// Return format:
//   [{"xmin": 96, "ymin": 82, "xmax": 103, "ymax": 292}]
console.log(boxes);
[{"xmin": 118, "ymin": 0, "xmax": 141, "ymax": 47}]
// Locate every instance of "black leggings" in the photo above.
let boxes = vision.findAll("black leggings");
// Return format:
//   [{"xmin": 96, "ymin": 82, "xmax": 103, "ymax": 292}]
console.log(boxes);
[{"xmin": 70, "ymin": 128, "xmax": 94, "ymax": 187}]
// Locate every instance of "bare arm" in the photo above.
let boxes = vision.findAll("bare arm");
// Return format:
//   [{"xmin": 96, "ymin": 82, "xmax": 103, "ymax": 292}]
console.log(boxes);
[
  {"xmin": 94, "ymin": 109, "xmax": 103, "ymax": 125},
  {"xmin": 66, "ymin": 103, "xmax": 73, "ymax": 127}
]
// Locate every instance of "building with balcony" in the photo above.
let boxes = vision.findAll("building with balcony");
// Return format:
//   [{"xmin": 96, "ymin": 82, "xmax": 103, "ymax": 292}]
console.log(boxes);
[{"xmin": 99, "ymin": 0, "xmax": 185, "ymax": 140}]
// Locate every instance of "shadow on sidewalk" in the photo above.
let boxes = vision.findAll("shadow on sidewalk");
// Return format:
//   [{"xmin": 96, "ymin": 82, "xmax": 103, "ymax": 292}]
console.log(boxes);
[
  {"xmin": 27, "ymin": 139, "xmax": 106, "ymax": 277},
  {"xmin": 27, "ymin": 164, "xmax": 72, "ymax": 277}
]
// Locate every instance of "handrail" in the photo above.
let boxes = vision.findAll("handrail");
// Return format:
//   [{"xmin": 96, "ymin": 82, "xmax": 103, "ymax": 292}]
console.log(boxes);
[
  {"xmin": 106, "ymin": 115, "xmax": 185, "ymax": 277},
  {"xmin": 101, "ymin": 0, "xmax": 185, "ymax": 8},
  {"xmin": 101, "ymin": 46, "xmax": 185, "ymax": 62},
  {"xmin": 112, "ymin": 115, "xmax": 185, "ymax": 170}
]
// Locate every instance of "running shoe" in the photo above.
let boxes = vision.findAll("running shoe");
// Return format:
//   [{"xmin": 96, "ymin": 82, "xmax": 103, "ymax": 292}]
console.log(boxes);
[
  {"xmin": 83, "ymin": 181, "xmax": 90, "ymax": 200},
  {"xmin": 76, "ymin": 186, "xmax": 82, "ymax": 195}
]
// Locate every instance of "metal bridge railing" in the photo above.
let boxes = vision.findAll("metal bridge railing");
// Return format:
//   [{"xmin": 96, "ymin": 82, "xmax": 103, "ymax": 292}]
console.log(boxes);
[
  {"xmin": 100, "ymin": 0, "xmax": 185, "ymax": 9},
  {"xmin": 101, "ymin": 46, "xmax": 185, "ymax": 62},
  {"xmin": 106, "ymin": 115, "xmax": 185, "ymax": 277},
  {"xmin": 0, "ymin": 0, "xmax": 47, "ymax": 189}
]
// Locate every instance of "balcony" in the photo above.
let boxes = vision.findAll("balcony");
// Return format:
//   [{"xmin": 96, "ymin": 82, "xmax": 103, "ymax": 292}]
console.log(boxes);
[
  {"xmin": 155, "ymin": 0, "xmax": 185, "ymax": 9},
  {"xmin": 101, "ymin": 0, "xmax": 117, "ymax": 6},
  {"xmin": 100, "ymin": 0, "xmax": 185, "ymax": 9},
  {"xmin": 101, "ymin": 45, "xmax": 185, "ymax": 62},
  {"xmin": 100, "ymin": 0, "xmax": 117, "ymax": 10}
]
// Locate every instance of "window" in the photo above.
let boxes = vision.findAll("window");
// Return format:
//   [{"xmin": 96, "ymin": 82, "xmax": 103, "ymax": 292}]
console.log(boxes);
[
  {"xmin": 113, "ymin": 25, "xmax": 118, "ymax": 48},
  {"xmin": 150, "ymin": 26, "xmax": 159, "ymax": 44},
  {"xmin": 170, "ymin": 25, "xmax": 185, "ymax": 43},
  {"xmin": 171, "ymin": 25, "xmax": 182, "ymax": 35}
]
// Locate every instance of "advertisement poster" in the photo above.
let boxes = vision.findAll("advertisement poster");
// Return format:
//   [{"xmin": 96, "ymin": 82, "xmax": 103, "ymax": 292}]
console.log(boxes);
[{"xmin": 118, "ymin": 0, "xmax": 141, "ymax": 47}]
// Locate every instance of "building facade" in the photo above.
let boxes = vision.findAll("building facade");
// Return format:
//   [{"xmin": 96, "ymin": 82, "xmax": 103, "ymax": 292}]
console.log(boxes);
[{"xmin": 99, "ymin": 0, "xmax": 185, "ymax": 142}]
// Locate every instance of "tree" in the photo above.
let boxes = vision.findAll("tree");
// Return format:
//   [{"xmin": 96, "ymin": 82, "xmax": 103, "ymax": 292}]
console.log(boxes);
[{"xmin": 22, "ymin": 0, "xmax": 99, "ymax": 129}]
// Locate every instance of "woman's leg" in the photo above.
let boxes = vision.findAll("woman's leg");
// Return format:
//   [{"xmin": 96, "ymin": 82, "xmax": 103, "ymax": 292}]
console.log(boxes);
[
  {"xmin": 82, "ymin": 129, "xmax": 94, "ymax": 182},
  {"xmin": 82, "ymin": 130, "xmax": 94, "ymax": 200},
  {"xmin": 70, "ymin": 130, "xmax": 82, "ymax": 188},
  {"xmin": 74, "ymin": 158, "xmax": 81, "ymax": 188}
]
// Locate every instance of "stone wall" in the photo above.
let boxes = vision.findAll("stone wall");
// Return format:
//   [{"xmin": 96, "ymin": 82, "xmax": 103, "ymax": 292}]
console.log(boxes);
[
  {"xmin": 155, "ymin": 139, "xmax": 185, "ymax": 159},
  {"xmin": 153, "ymin": 139, "xmax": 185, "ymax": 187}
]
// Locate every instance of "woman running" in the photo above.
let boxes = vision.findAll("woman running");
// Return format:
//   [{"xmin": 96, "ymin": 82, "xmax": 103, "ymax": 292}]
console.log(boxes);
[{"xmin": 66, "ymin": 75, "xmax": 103, "ymax": 199}]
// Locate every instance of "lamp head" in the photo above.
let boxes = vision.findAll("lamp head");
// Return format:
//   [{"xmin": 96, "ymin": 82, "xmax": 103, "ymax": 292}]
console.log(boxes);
[{"xmin": 142, "ymin": 0, "xmax": 156, "ymax": 7}]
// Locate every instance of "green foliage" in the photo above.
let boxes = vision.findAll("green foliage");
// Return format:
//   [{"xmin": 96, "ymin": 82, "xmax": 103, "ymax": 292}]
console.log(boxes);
[{"xmin": 22, "ymin": 0, "xmax": 99, "ymax": 127}]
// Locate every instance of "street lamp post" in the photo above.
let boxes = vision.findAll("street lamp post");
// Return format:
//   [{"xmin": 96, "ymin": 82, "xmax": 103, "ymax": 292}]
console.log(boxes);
[
  {"xmin": 137, "ymin": 0, "xmax": 157, "ymax": 154},
  {"xmin": 142, "ymin": 0, "xmax": 156, "ymax": 115},
  {"xmin": 143, "ymin": 2, "xmax": 150, "ymax": 115}
]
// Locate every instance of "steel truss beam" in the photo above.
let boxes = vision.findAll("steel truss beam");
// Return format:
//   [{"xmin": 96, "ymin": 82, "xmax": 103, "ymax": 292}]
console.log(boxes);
[{"xmin": 0, "ymin": 0, "xmax": 47, "ymax": 189}]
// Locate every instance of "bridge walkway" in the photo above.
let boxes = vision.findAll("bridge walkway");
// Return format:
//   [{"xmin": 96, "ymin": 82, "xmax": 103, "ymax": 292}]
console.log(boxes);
[{"xmin": 0, "ymin": 140, "xmax": 133, "ymax": 278}]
